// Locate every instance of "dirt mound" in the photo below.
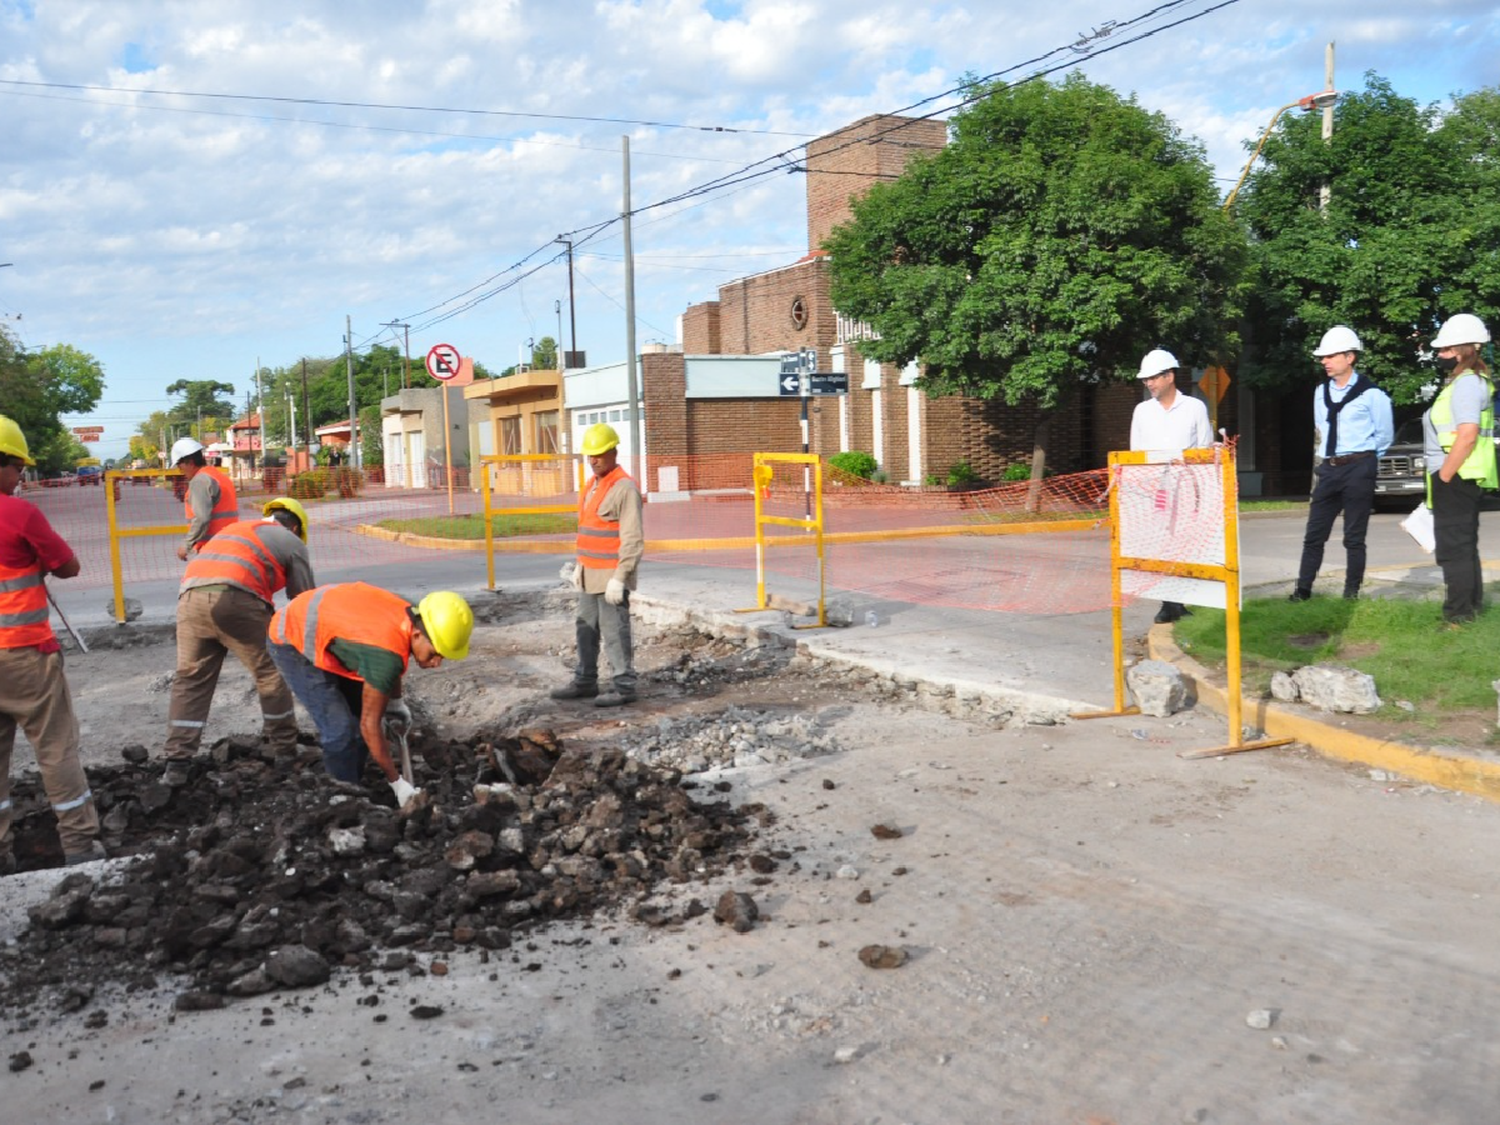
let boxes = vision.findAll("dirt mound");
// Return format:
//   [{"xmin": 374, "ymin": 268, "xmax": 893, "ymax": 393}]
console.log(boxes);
[{"xmin": 2, "ymin": 731, "xmax": 767, "ymax": 1022}]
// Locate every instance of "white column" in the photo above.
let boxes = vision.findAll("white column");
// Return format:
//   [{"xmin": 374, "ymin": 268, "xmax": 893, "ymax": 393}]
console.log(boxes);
[{"xmin": 907, "ymin": 386, "xmax": 923, "ymax": 485}]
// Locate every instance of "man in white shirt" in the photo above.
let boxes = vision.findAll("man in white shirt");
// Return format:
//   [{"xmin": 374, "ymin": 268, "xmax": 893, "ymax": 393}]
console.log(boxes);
[{"xmin": 1129, "ymin": 348, "xmax": 1214, "ymax": 623}]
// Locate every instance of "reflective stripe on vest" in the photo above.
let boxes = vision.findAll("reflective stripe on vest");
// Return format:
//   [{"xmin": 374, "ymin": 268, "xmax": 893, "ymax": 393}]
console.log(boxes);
[
  {"xmin": 0, "ymin": 563, "xmax": 54, "ymax": 648},
  {"xmin": 1429, "ymin": 371, "xmax": 1499, "ymax": 489},
  {"xmin": 185, "ymin": 465, "xmax": 240, "ymax": 540},
  {"xmin": 576, "ymin": 465, "xmax": 628, "ymax": 570},
  {"xmin": 269, "ymin": 582, "xmax": 411, "ymax": 682},
  {"xmin": 181, "ymin": 520, "xmax": 287, "ymax": 603}
]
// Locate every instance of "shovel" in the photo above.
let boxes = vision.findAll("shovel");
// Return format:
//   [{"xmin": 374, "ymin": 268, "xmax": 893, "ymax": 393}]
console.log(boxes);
[{"xmin": 381, "ymin": 717, "xmax": 414, "ymax": 785}]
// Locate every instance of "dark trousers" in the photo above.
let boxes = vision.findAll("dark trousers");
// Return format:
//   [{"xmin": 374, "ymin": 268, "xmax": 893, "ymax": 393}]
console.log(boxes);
[
  {"xmin": 1295, "ymin": 456, "xmax": 1377, "ymax": 595},
  {"xmin": 266, "ymin": 642, "xmax": 370, "ymax": 783},
  {"xmin": 1431, "ymin": 474, "xmax": 1485, "ymax": 623}
]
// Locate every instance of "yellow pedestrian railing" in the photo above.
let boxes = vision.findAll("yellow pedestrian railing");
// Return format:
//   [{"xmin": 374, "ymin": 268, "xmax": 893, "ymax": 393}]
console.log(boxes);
[
  {"xmin": 478, "ymin": 453, "xmax": 585, "ymax": 591},
  {"xmin": 737, "ymin": 452, "xmax": 827, "ymax": 628},
  {"xmin": 105, "ymin": 468, "xmax": 187, "ymax": 624}
]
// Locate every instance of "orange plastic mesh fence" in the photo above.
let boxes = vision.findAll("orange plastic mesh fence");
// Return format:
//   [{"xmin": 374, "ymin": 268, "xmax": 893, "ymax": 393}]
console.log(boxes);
[{"xmin": 33, "ymin": 456, "xmax": 1132, "ymax": 617}]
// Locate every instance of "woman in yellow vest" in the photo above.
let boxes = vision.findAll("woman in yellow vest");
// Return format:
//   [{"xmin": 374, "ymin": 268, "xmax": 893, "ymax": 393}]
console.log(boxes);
[{"xmin": 1423, "ymin": 314, "xmax": 1497, "ymax": 626}]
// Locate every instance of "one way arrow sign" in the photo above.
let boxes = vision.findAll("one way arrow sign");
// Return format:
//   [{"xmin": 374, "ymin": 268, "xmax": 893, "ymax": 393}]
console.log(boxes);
[{"xmin": 779, "ymin": 373, "xmax": 801, "ymax": 396}]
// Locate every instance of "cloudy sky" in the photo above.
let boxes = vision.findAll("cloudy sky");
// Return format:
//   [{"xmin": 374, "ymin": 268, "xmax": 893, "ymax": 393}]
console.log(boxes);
[{"xmin": 2, "ymin": 0, "xmax": 1496, "ymax": 461}]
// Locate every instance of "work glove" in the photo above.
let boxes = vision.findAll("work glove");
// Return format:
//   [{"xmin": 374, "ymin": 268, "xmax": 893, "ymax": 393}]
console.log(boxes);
[
  {"xmin": 384, "ymin": 698, "xmax": 412, "ymax": 733},
  {"xmin": 390, "ymin": 777, "xmax": 422, "ymax": 810},
  {"xmin": 604, "ymin": 577, "xmax": 627, "ymax": 605}
]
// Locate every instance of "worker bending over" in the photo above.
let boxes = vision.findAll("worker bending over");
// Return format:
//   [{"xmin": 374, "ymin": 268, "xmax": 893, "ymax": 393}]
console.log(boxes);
[
  {"xmin": 160, "ymin": 498, "xmax": 316, "ymax": 786},
  {"xmin": 267, "ymin": 582, "xmax": 473, "ymax": 808},
  {"xmin": 0, "ymin": 415, "xmax": 105, "ymax": 868},
  {"xmin": 170, "ymin": 436, "xmax": 239, "ymax": 560}
]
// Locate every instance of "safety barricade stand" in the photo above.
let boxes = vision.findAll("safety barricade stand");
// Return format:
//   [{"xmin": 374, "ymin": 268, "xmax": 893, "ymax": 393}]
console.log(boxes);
[
  {"xmin": 736, "ymin": 452, "xmax": 827, "ymax": 628},
  {"xmin": 478, "ymin": 453, "xmax": 585, "ymax": 591},
  {"xmin": 105, "ymin": 468, "xmax": 187, "ymax": 624},
  {"xmin": 1072, "ymin": 447, "xmax": 1293, "ymax": 759}
]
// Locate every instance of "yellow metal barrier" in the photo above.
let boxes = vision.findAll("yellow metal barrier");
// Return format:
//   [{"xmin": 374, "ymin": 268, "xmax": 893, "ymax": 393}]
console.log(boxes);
[
  {"xmin": 105, "ymin": 468, "xmax": 187, "ymax": 624},
  {"xmin": 478, "ymin": 453, "xmax": 585, "ymax": 591},
  {"xmin": 1074, "ymin": 447, "xmax": 1292, "ymax": 758},
  {"xmin": 737, "ymin": 452, "xmax": 826, "ymax": 628}
]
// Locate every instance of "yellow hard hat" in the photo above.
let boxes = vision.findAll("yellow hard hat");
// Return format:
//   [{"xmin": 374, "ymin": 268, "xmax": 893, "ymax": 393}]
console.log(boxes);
[
  {"xmin": 580, "ymin": 422, "xmax": 620, "ymax": 457},
  {"xmin": 0, "ymin": 415, "xmax": 35, "ymax": 466},
  {"xmin": 416, "ymin": 591, "xmax": 473, "ymax": 661},
  {"xmin": 263, "ymin": 497, "xmax": 310, "ymax": 542}
]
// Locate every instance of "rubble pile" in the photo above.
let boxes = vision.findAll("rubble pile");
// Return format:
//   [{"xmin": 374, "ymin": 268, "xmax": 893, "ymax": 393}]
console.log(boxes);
[
  {"xmin": 618, "ymin": 705, "xmax": 842, "ymax": 773},
  {"xmin": 2, "ymin": 731, "xmax": 766, "ymax": 1018}
]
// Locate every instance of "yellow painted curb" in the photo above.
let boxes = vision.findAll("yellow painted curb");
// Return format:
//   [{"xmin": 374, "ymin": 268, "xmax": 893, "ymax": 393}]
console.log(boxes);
[{"xmin": 1149, "ymin": 626, "xmax": 1500, "ymax": 803}]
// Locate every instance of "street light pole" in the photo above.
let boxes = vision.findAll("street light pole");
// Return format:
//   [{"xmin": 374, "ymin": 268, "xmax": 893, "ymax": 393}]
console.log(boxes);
[
  {"xmin": 1222, "ymin": 89, "xmax": 1340, "ymax": 212},
  {"xmin": 554, "ymin": 237, "xmax": 577, "ymax": 367},
  {"xmin": 1319, "ymin": 42, "xmax": 1336, "ymax": 213}
]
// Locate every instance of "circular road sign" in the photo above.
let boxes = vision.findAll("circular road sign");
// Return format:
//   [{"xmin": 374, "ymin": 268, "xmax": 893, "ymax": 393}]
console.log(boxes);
[{"xmin": 425, "ymin": 343, "xmax": 461, "ymax": 381}]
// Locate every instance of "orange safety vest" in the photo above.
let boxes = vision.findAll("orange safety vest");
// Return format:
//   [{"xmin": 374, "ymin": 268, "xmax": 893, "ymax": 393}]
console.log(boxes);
[
  {"xmin": 184, "ymin": 465, "xmax": 239, "ymax": 542},
  {"xmin": 268, "ymin": 581, "xmax": 411, "ymax": 682},
  {"xmin": 576, "ymin": 464, "xmax": 632, "ymax": 571},
  {"xmin": 181, "ymin": 519, "xmax": 288, "ymax": 604},
  {"xmin": 0, "ymin": 560, "xmax": 54, "ymax": 649}
]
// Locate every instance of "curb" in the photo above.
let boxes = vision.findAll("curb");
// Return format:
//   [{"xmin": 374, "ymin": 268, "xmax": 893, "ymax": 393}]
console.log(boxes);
[{"xmin": 1147, "ymin": 625, "xmax": 1500, "ymax": 803}]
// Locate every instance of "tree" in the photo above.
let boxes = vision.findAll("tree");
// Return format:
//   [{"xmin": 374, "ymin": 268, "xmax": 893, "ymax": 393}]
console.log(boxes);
[
  {"xmin": 1235, "ymin": 74, "xmax": 1500, "ymax": 404},
  {"xmin": 165, "ymin": 378, "xmax": 236, "ymax": 439},
  {"xmin": 825, "ymin": 73, "xmax": 1247, "ymax": 475},
  {"xmin": 532, "ymin": 336, "xmax": 558, "ymax": 371},
  {"xmin": 0, "ymin": 328, "xmax": 107, "ymax": 457}
]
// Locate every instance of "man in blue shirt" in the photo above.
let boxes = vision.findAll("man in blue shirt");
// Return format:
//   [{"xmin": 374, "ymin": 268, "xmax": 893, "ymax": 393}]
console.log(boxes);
[{"xmin": 1290, "ymin": 326, "xmax": 1395, "ymax": 601}]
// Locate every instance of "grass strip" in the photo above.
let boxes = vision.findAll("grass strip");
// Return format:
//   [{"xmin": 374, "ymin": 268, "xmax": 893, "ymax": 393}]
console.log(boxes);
[{"xmin": 376, "ymin": 513, "xmax": 575, "ymax": 540}]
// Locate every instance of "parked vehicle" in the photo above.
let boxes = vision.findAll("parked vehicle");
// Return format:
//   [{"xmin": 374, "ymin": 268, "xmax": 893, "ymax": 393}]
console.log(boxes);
[
  {"xmin": 1374, "ymin": 418, "xmax": 1427, "ymax": 508},
  {"xmin": 77, "ymin": 465, "xmax": 102, "ymax": 486}
]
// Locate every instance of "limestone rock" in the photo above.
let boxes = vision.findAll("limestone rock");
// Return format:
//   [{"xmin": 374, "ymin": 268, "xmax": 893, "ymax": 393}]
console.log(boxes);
[
  {"xmin": 1270, "ymin": 671, "xmax": 1299, "ymax": 702},
  {"xmin": 1291, "ymin": 665, "xmax": 1381, "ymax": 714},
  {"xmin": 1126, "ymin": 659, "xmax": 1189, "ymax": 718}
]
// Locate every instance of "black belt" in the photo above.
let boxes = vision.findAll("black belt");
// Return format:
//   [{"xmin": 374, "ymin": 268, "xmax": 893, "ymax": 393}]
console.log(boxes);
[{"xmin": 1323, "ymin": 450, "xmax": 1374, "ymax": 467}]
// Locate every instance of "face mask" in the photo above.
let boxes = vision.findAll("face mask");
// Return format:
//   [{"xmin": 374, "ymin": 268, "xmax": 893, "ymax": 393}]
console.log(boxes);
[{"xmin": 1435, "ymin": 355, "xmax": 1460, "ymax": 373}]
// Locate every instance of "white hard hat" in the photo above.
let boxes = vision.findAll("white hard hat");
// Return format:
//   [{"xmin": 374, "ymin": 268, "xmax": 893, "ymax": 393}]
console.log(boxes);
[
  {"xmin": 169, "ymin": 436, "xmax": 205, "ymax": 465},
  {"xmin": 1431, "ymin": 313, "xmax": 1491, "ymax": 349},
  {"xmin": 1136, "ymin": 349, "xmax": 1179, "ymax": 380},
  {"xmin": 1312, "ymin": 325, "xmax": 1362, "ymax": 356}
]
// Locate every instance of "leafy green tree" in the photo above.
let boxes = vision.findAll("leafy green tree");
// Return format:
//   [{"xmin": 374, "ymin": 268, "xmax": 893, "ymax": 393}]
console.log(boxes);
[
  {"xmin": 1235, "ymin": 74, "xmax": 1500, "ymax": 404},
  {"xmin": 0, "ymin": 328, "xmax": 107, "ymax": 455},
  {"xmin": 360, "ymin": 405, "xmax": 383, "ymax": 468},
  {"xmin": 825, "ymin": 73, "xmax": 1246, "ymax": 473},
  {"xmin": 165, "ymin": 378, "xmax": 236, "ymax": 439}
]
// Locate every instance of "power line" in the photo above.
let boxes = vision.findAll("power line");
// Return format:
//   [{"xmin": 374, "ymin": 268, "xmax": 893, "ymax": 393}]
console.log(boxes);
[
  {"xmin": 389, "ymin": 0, "xmax": 1242, "ymax": 331},
  {"xmin": 0, "ymin": 78, "xmax": 812, "ymax": 137}
]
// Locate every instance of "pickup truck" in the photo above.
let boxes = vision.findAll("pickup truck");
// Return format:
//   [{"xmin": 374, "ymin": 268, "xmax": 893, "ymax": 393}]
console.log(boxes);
[
  {"xmin": 1374, "ymin": 418, "xmax": 1426, "ymax": 508},
  {"xmin": 77, "ymin": 465, "xmax": 103, "ymax": 486}
]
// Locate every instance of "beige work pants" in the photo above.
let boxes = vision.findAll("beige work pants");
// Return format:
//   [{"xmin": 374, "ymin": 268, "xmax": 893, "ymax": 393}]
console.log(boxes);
[
  {"xmin": 164, "ymin": 586, "xmax": 298, "ymax": 760},
  {"xmin": 0, "ymin": 646, "xmax": 100, "ymax": 856}
]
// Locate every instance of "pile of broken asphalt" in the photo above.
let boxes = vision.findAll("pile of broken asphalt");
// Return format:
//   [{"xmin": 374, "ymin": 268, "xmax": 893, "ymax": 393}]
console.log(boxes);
[{"xmin": 2, "ymin": 728, "xmax": 776, "ymax": 1027}]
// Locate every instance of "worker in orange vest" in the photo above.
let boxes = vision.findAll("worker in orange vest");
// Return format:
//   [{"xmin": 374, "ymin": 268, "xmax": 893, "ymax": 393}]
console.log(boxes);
[
  {"xmin": 159, "ymin": 498, "xmax": 316, "ymax": 787},
  {"xmin": 0, "ymin": 415, "xmax": 105, "ymax": 870},
  {"xmin": 267, "ymin": 583, "xmax": 473, "ymax": 809},
  {"xmin": 171, "ymin": 436, "xmax": 239, "ymax": 559},
  {"xmin": 552, "ymin": 423, "xmax": 644, "ymax": 707}
]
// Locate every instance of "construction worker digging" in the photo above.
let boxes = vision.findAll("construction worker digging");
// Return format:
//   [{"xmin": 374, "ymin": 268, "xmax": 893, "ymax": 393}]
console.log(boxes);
[
  {"xmin": 159, "ymin": 498, "xmax": 316, "ymax": 787},
  {"xmin": 171, "ymin": 436, "xmax": 239, "ymax": 560},
  {"xmin": 0, "ymin": 415, "xmax": 106, "ymax": 869},
  {"xmin": 266, "ymin": 583, "xmax": 473, "ymax": 810}
]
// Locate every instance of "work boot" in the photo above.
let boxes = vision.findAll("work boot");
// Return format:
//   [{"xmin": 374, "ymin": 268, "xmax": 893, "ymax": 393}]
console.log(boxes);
[
  {"xmin": 161, "ymin": 760, "xmax": 191, "ymax": 787},
  {"xmin": 593, "ymin": 690, "xmax": 637, "ymax": 708},
  {"xmin": 64, "ymin": 840, "xmax": 108, "ymax": 866},
  {"xmin": 1342, "ymin": 588, "xmax": 1360, "ymax": 600},
  {"xmin": 549, "ymin": 682, "xmax": 598, "ymax": 700},
  {"xmin": 1287, "ymin": 588, "xmax": 1312, "ymax": 602}
]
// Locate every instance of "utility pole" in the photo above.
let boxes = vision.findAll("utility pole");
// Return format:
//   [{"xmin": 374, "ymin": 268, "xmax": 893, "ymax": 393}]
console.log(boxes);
[
  {"xmin": 622, "ymin": 136, "xmax": 642, "ymax": 484},
  {"xmin": 381, "ymin": 321, "xmax": 412, "ymax": 389},
  {"xmin": 555, "ymin": 301, "xmax": 563, "ymax": 370},
  {"xmin": 254, "ymin": 357, "xmax": 265, "ymax": 476},
  {"xmin": 345, "ymin": 315, "xmax": 358, "ymax": 469},
  {"xmin": 554, "ymin": 237, "xmax": 577, "ymax": 367},
  {"xmin": 1320, "ymin": 41, "xmax": 1336, "ymax": 213},
  {"xmin": 301, "ymin": 358, "xmax": 312, "ymax": 456}
]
